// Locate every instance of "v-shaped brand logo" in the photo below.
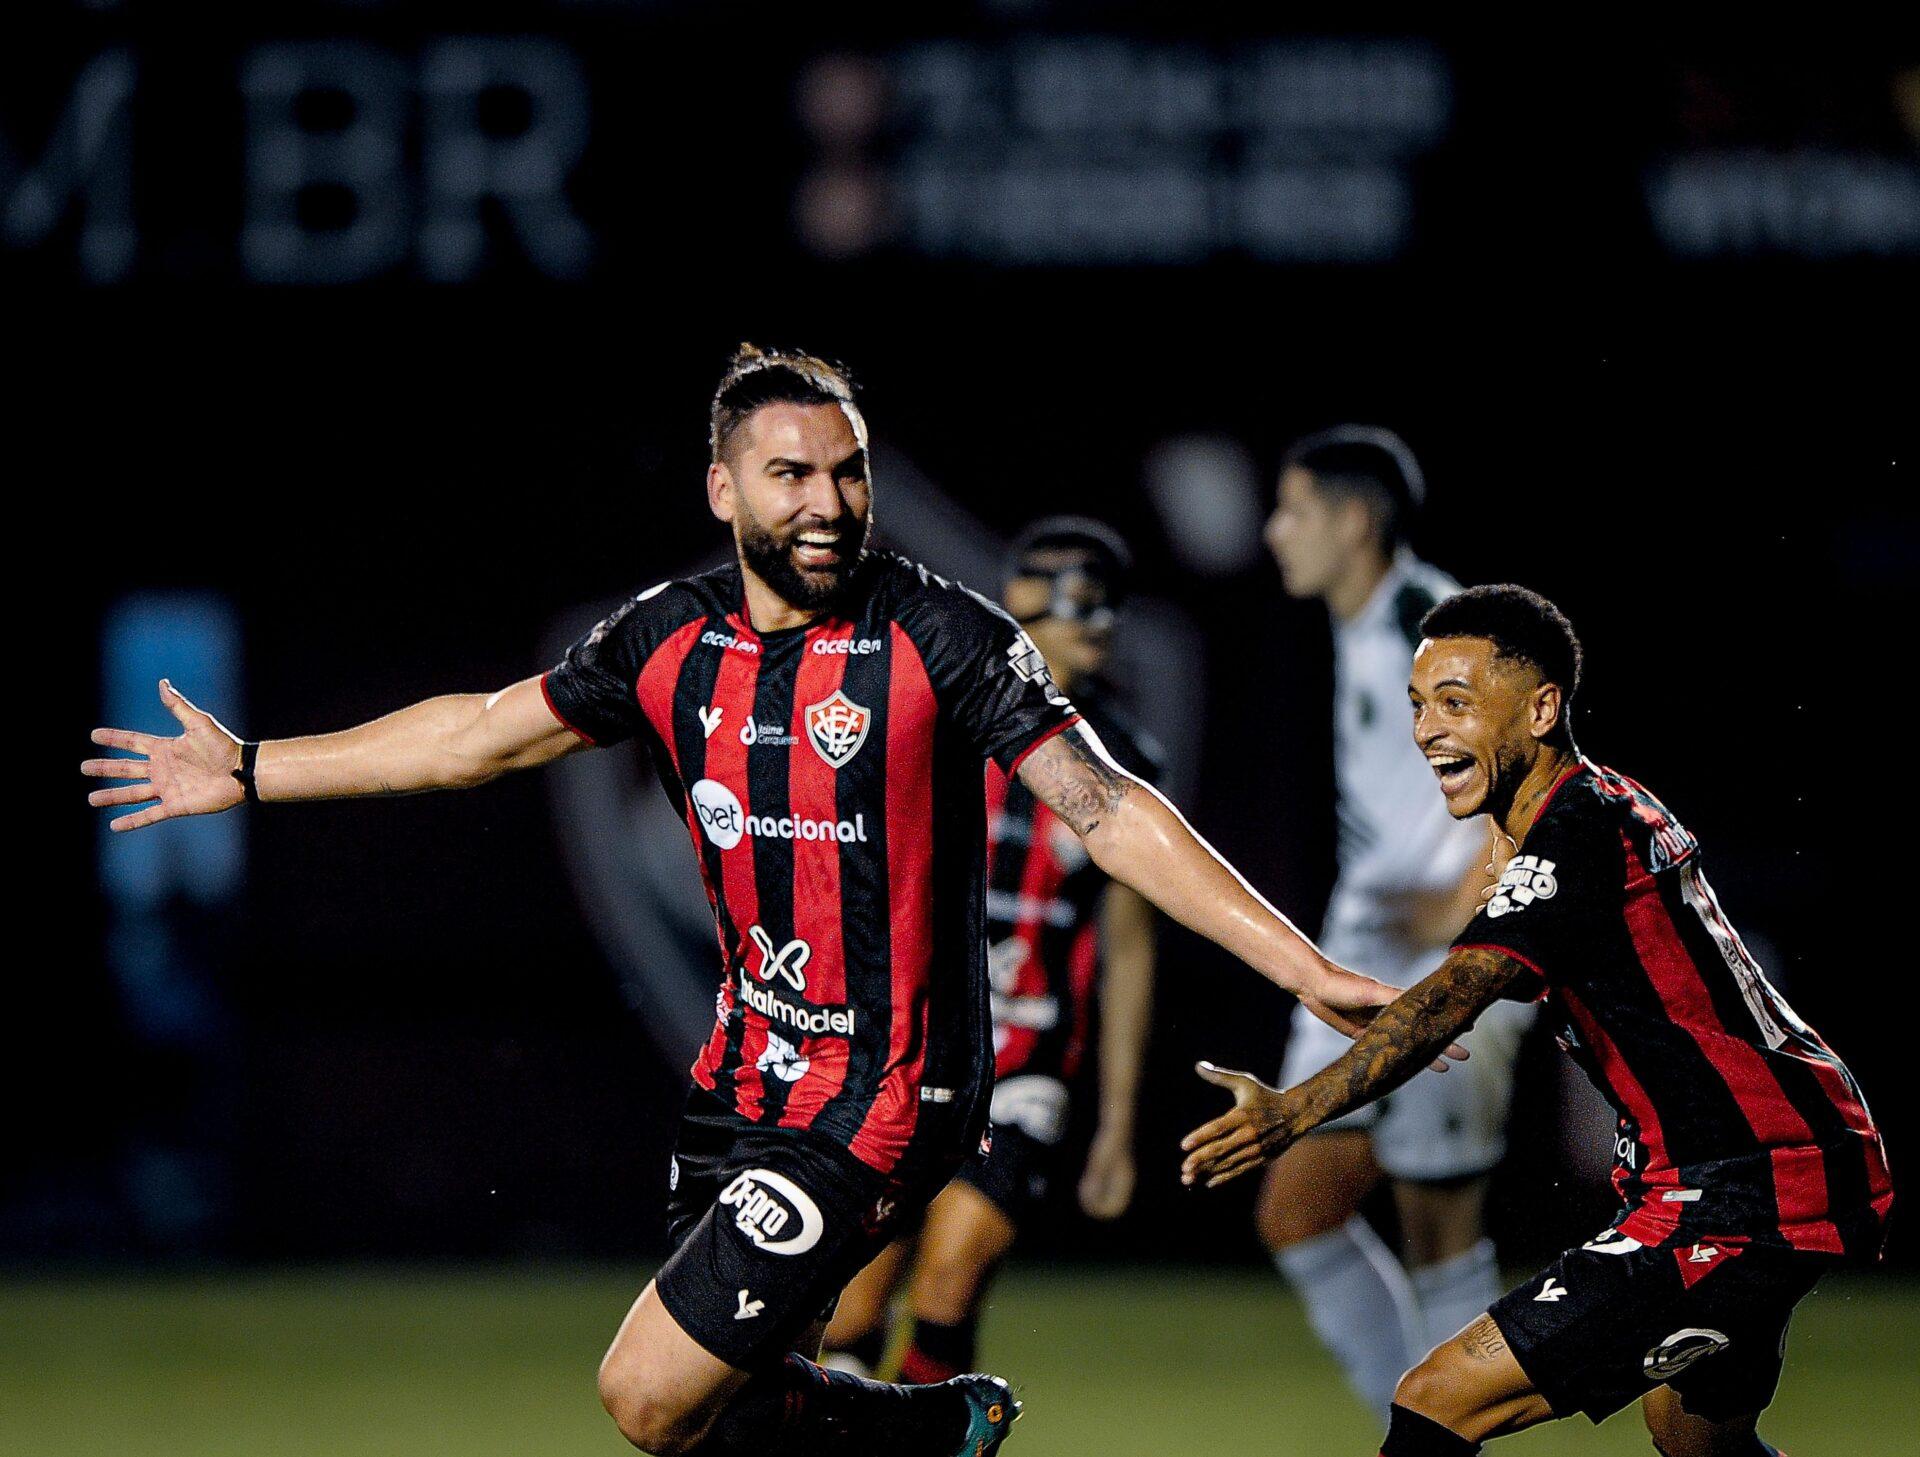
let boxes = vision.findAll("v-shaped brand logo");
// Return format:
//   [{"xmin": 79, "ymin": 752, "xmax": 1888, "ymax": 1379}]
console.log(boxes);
[
  {"xmin": 699, "ymin": 705, "xmax": 724, "ymax": 739},
  {"xmin": 1534, "ymin": 1278, "xmax": 1568, "ymax": 1302},
  {"xmin": 748, "ymin": 924, "xmax": 811, "ymax": 991}
]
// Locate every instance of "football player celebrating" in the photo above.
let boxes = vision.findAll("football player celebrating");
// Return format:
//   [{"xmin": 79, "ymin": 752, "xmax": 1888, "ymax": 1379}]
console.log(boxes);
[
  {"xmin": 86, "ymin": 345, "xmax": 1407, "ymax": 1457},
  {"xmin": 1183, "ymin": 585, "xmax": 1891, "ymax": 1457}
]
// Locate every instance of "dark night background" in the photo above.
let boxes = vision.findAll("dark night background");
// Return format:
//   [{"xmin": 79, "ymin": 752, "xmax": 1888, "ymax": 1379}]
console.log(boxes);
[{"xmin": 10, "ymin": 6, "xmax": 1916, "ymax": 1282}]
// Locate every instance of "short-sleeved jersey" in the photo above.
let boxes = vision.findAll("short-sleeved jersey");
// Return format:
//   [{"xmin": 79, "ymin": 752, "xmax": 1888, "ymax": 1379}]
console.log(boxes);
[
  {"xmin": 1454, "ymin": 760, "xmax": 1893, "ymax": 1258},
  {"xmin": 542, "ymin": 553, "xmax": 1081, "ymax": 1177},
  {"xmin": 1325, "ymin": 551, "xmax": 1484, "ymax": 959},
  {"xmin": 982, "ymin": 694, "xmax": 1163, "ymax": 1085}
]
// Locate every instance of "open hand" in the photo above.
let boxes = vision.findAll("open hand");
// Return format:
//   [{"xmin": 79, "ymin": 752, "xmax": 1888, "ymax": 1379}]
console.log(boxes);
[
  {"xmin": 1179, "ymin": 1062, "xmax": 1296, "ymax": 1189},
  {"xmin": 82, "ymin": 680, "xmax": 245, "ymax": 832}
]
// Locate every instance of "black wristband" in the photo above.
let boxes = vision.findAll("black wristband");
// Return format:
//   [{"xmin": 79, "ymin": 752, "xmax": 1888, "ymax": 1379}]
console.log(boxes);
[{"xmin": 232, "ymin": 740, "xmax": 262, "ymax": 804}]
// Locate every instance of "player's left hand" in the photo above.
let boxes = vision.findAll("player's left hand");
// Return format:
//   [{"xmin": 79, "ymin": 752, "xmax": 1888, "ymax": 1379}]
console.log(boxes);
[
  {"xmin": 1078, "ymin": 1127, "xmax": 1136, "ymax": 1219},
  {"xmin": 1179, "ymin": 1062, "xmax": 1298, "ymax": 1189}
]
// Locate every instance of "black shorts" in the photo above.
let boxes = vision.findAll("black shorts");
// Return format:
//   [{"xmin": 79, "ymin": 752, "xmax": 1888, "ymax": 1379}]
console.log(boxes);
[
  {"xmin": 955, "ymin": 1121, "xmax": 1062, "ymax": 1225},
  {"xmin": 1489, "ymin": 1230, "xmax": 1836, "ymax": 1424},
  {"xmin": 656, "ymin": 1090, "xmax": 966, "ymax": 1370}
]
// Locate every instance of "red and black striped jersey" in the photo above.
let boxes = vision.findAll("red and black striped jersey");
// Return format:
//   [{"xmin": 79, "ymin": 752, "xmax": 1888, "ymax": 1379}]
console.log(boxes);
[
  {"xmin": 1455, "ymin": 760, "xmax": 1893, "ymax": 1259},
  {"xmin": 984, "ymin": 697, "xmax": 1161, "ymax": 1084},
  {"xmin": 542, "ymin": 553, "xmax": 1080, "ymax": 1178}
]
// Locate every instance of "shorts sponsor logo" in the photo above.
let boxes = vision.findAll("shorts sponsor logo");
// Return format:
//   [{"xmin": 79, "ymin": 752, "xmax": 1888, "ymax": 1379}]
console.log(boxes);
[
  {"xmin": 811, "ymin": 636, "xmax": 883, "ymax": 656},
  {"xmin": 1487, "ymin": 855, "xmax": 1558, "ymax": 918},
  {"xmin": 1583, "ymin": 1230, "xmax": 1644, "ymax": 1255},
  {"xmin": 1642, "ymin": 1327, "xmax": 1730, "ymax": 1379},
  {"xmin": 689, "ymin": 779, "xmax": 870, "ymax": 849},
  {"xmin": 700, "ymin": 628, "xmax": 759, "ymax": 655},
  {"xmin": 990, "ymin": 1073, "xmax": 1070, "ymax": 1146},
  {"xmin": 805, "ymin": 690, "xmax": 871, "ymax": 769},
  {"xmin": 735, "ymin": 1289, "xmax": 764, "ymax": 1320},
  {"xmin": 1533, "ymin": 1277, "xmax": 1568, "ymax": 1302},
  {"xmin": 719, "ymin": 1167, "xmax": 825, "ymax": 1255}
]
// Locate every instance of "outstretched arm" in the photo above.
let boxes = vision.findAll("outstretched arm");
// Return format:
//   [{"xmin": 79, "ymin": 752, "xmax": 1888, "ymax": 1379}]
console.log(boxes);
[
  {"xmin": 84, "ymin": 675, "xmax": 584, "ymax": 832},
  {"xmin": 1016, "ymin": 724, "xmax": 1409, "ymax": 1038},
  {"xmin": 1179, "ymin": 946, "xmax": 1530, "ymax": 1188}
]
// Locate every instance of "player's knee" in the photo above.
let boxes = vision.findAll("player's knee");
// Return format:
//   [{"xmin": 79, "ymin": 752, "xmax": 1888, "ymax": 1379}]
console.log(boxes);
[
  {"xmin": 1392, "ymin": 1352, "xmax": 1465, "ymax": 1427},
  {"xmin": 597, "ymin": 1351, "xmax": 708, "ymax": 1454}
]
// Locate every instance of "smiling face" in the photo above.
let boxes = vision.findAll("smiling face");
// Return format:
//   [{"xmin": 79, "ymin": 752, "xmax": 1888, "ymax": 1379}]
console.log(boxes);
[
  {"xmin": 1409, "ymin": 635, "xmax": 1566, "ymax": 820},
  {"xmin": 708, "ymin": 400, "xmax": 872, "ymax": 611}
]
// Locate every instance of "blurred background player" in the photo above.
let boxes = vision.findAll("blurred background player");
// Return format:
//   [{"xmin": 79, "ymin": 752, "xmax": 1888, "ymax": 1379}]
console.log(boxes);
[
  {"xmin": 1258, "ymin": 427, "xmax": 1536, "ymax": 1413},
  {"xmin": 823, "ymin": 519, "xmax": 1162, "ymax": 1383}
]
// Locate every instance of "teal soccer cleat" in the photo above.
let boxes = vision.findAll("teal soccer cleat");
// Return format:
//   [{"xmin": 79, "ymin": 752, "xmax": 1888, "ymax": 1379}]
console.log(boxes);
[{"xmin": 946, "ymin": 1373, "xmax": 1022, "ymax": 1456}]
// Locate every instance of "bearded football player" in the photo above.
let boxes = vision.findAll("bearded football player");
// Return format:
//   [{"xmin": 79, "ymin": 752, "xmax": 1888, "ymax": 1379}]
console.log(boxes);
[
  {"xmin": 1182, "ymin": 584, "xmax": 1891, "ymax": 1457},
  {"xmin": 85, "ymin": 345, "xmax": 1409, "ymax": 1457}
]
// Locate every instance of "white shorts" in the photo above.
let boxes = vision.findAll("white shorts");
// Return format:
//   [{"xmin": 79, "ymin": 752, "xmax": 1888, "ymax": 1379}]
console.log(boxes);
[{"xmin": 1281, "ymin": 939, "xmax": 1535, "ymax": 1182}]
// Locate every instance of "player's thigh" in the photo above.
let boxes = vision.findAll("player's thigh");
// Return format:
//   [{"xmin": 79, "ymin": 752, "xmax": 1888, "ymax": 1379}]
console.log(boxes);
[
  {"xmin": 1254, "ymin": 1129, "xmax": 1381, "ymax": 1250},
  {"xmin": 1641, "ymin": 1384, "xmax": 1763, "ymax": 1457},
  {"xmin": 825, "ymin": 1235, "xmax": 915, "ymax": 1345},
  {"xmin": 598, "ymin": 1278, "xmax": 750, "ymax": 1450},
  {"xmin": 1395, "ymin": 1313, "xmax": 1556, "ymax": 1442},
  {"xmin": 1390, "ymin": 1174, "xmax": 1490, "ymax": 1269},
  {"xmin": 908, "ymin": 1178, "xmax": 1020, "ymax": 1319}
]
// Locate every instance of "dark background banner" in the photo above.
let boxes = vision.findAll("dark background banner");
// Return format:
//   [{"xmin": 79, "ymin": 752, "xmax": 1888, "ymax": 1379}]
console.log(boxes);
[{"xmin": 11, "ymin": 6, "xmax": 1914, "ymax": 1270}]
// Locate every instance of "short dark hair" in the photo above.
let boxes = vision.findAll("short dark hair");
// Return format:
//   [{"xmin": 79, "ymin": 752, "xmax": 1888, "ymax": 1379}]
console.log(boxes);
[
  {"xmin": 1421, "ymin": 585, "xmax": 1583, "ymax": 743},
  {"xmin": 709, "ymin": 343, "xmax": 859, "ymax": 462},
  {"xmin": 1006, "ymin": 515, "xmax": 1133, "ymax": 588},
  {"xmin": 1281, "ymin": 425, "xmax": 1425, "ymax": 547}
]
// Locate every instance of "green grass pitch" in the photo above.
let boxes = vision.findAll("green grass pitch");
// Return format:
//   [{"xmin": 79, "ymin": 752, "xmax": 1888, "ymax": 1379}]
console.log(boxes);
[{"xmin": 2, "ymin": 1266, "xmax": 1911, "ymax": 1455}]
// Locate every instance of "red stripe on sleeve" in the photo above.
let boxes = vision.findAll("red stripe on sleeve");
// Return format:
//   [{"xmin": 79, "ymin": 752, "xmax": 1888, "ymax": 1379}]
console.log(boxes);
[
  {"xmin": 539, "ymin": 671, "xmax": 597, "ymax": 745},
  {"xmin": 1008, "ymin": 714, "xmax": 1082, "ymax": 776}
]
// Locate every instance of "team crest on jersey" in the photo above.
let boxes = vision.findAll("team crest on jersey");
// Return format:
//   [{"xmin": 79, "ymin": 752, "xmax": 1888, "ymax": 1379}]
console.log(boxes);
[{"xmin": 805, "ymin": 690, "xmax": 871, "ymax": 769}]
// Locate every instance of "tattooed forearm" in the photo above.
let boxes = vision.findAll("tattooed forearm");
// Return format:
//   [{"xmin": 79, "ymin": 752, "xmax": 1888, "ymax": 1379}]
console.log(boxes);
[
  {"xmin": 1459, "ymin": 1315, "xmax": 1509, "ymax": 1363},
  {"xmin": 1289, "ymin": 947, "xmax": 1526, "ymax": 1132},
  {"xmin": 1016, "ymin": 726, "xmax": 1134, "ymax": 836}
]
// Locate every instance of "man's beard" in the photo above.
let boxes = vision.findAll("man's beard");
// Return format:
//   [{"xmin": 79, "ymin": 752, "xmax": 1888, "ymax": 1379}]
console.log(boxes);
[{"xmin": 737, "ymin": 509, "xmax": 872, "ymax": 612}]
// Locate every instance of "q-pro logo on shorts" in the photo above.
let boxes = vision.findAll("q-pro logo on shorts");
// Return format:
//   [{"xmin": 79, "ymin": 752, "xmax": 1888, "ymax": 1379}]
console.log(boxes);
[{"xmin": 718, "ymin": 1168, "xmax": 826, "ymax": 1255}]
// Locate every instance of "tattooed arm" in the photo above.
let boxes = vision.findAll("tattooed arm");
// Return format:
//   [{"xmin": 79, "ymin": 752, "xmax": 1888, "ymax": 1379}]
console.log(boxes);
[
  {"xmin": 1015, "ymin": 725, "xmax": 1403, "ymax": 1037},
  {"xmin": 1179, "ymin": 946, "xmax": 1530, "ymax": 1187}
]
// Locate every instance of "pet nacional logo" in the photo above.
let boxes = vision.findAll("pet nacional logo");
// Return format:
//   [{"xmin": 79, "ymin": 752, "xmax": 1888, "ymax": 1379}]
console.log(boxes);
[
  {"xmin": 718, "ymin": 1168, "xmax": 824, "ymax": 1255},
  {"xmin": 805, "ymin": 690, "xmax": 871, "ymax": 769},
  {"xmin": 1642, "ymin": 1328, "xmax": 1730, "ymax": 1380},
  {"xmin": 1487, "ymin": 855, "xmax": 1559, "ymax": 918}
]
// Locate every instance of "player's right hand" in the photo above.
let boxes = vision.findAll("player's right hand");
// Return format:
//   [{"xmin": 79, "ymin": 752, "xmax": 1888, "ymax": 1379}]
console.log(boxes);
[{"xmin": 82, "ymin": 679, "xmax": 246, "ymax": 832}]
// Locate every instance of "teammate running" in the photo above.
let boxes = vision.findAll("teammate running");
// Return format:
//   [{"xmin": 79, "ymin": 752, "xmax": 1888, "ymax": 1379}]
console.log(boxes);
[
  {"xmin": 84, "ymin": 345, "xmax": 1410, "ymax": 1457},
  {"xmin": 821, "ymin": 518, "xmax": 1161, "ymax": 1384},
  {"xmin": 1182, "ymin": 584, "xmax": 1893, "ymax": 1457},
  {"xmin": 1260, "ymin": 427, "xmax": 1534, "ymax": 1413}
]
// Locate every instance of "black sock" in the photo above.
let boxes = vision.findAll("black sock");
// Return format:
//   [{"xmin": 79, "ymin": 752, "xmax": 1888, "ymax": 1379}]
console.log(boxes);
[
  {"xmin": 697, "ymin": 1353, "xmax": 969, "ymax": 1456},
  {"xmin": 899, "ymin": 1314, "xmax": 977, "ymax": 1382},
  {"xmin": 1380, "ymin": 1403, "xmax": 1480, "ymax": 1457}
]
